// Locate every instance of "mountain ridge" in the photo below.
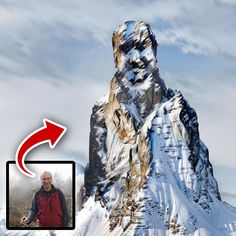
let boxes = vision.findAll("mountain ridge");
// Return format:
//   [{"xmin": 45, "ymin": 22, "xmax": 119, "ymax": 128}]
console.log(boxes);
[{"xmin": 78, "ymin": 21, "xmax": 236, "ymax": 235}]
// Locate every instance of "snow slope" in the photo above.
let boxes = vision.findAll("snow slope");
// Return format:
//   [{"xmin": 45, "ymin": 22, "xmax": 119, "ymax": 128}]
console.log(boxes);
[{"xmin": 82, "ymin": 21, "xmax": 236, "ymax": 236}]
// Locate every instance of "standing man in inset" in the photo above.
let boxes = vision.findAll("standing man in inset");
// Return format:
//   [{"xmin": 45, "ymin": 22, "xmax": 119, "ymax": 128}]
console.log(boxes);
[{"xmin": 21, "ymin": 171, "xmax": 69, "ymax": 227}]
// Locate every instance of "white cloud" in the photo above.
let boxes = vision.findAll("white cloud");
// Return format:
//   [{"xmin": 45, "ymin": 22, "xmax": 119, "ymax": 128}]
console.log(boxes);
[
  {"xmin": 0, "ymin": 77, "xmax": 108, "ymax": 164},
  {"xmin": 221, "ymin": 191, "xmax": 236, "ymax": 207},
  {"xmin": 163, "ymin": 71, "xmax": 236, "ymax": 168},
  {"xmin": 153, "ymin": 1, "xmax": 236, "ymax": 57},
  {"xmin": 0, "ymin": 76, "xmax": 107, "ymax": 207},
  {"xmin": 0, "ymin": 0, "xmax": 235, "ymax": 82}
]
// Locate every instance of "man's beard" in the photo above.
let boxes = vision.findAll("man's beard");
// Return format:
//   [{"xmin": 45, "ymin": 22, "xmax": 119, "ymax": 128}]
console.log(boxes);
[{"xmin": 128, "ymin": 61, "xmax": 157, "ymax": 85}]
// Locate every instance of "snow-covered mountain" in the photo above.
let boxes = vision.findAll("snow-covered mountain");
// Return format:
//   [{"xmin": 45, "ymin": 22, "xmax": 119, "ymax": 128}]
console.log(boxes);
[
  {"xmin": 78, "ymin": 21, "xmax": 236, "ymax": 235},
  {"xmin": 2, "ymin": 20, "xmax": 236, "ymax": 236}
]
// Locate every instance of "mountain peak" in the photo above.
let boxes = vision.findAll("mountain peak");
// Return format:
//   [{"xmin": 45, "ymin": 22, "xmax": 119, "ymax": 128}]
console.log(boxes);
[
  {"xmin": 112, "ymin": 21, "xmax": 157, "ymax": 75},
  {"xmin": 78, "ymin": 21, "xmax": 236, "ymax": 236}
]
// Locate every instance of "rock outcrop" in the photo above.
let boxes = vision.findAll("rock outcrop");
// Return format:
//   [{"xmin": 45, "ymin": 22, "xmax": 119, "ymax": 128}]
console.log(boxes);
[{"xmin": 79, "ymin": 21, "xmax": 236, "ymax": 236}]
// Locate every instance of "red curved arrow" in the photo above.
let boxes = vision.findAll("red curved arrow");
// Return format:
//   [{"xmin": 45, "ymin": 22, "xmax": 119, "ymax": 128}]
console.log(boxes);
[{"xmin": 15, "ymin": 119, "xmax": 67, "ymax": 178}]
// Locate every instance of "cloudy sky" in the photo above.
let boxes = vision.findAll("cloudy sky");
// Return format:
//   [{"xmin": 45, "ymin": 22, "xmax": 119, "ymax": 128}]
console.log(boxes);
[{"xmin": 0, "ymin": 0, "xmax": 236, "ymax": 207}]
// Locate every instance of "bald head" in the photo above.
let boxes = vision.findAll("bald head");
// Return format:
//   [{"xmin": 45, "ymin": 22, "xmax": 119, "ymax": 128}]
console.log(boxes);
[{"xmin": 41, "ymin": 171, "xmax": 53, "ymax": 191}]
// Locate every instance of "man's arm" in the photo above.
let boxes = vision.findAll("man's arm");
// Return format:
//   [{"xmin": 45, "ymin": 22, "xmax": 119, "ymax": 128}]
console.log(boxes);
[
  {"xmin": 59, "ymin": 190, "xmax": 69, "ymax": 227},
  {"xmin": 27, "ymin": 192, "xmax": 38, "ymax": 223}
]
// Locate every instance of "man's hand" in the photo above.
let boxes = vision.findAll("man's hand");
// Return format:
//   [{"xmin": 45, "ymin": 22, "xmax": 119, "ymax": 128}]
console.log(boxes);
[{"xmin": 20, "ymin": 216, "xmax": 30, "ymax": 226}]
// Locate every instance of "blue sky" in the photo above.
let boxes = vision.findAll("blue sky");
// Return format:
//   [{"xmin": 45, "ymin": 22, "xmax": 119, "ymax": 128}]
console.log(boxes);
[{"xmin": 0, "ymin": 0, "xmax": 236, "ymax": 207}]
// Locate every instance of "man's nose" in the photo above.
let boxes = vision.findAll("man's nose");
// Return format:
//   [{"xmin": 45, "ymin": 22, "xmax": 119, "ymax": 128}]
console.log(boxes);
[{"xmin": 128, "ymin": 49, "xmax": 142, "ymax": 64}]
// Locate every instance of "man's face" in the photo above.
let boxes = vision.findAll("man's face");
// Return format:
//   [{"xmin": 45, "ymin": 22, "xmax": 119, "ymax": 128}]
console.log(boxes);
[
  {"xmin": 113, "ymin": 22, "xmax": 157, "ymax": 83},
  {"xmin": 41, "ymin": 173, "xmax": 52, "ymax": 191}
]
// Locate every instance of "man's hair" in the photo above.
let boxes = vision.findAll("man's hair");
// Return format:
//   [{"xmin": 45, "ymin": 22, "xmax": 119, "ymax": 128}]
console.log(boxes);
[{"xmin": 40, "ymin": 171, "xmax": 53, "ymax": 180}]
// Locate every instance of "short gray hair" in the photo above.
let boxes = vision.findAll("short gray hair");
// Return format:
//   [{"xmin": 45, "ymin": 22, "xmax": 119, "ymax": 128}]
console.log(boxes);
[{"xmin": 40, "ymin": 171, "xmax": 52, "ymax": 180}]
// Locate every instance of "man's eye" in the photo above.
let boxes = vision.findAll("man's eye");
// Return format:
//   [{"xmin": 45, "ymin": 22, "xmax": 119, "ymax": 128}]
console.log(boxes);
[
  {"xmin": 135, "ymin": 44, "xmax": 145, "ymax": 51},
  {"xmin": 136, "ymin": 39, "xmax": 151, "ymax": 51},
  {"xmin": 119, "ymin": 42, "xmax": 134, "ymax": 54}
]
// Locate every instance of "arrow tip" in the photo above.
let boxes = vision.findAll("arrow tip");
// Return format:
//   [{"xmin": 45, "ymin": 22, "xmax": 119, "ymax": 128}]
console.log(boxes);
[{"xmin": 44, "ymin": 119, "xmax": 67, "ymax": 148}]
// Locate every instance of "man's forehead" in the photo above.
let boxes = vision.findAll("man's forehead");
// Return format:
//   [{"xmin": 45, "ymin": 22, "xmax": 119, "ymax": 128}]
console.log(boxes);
[
  {"xmin": 42, "ymin": 172, "xmax": 52, "ymax": 178},
  {"xmin": 121, "ymin": 23, "xmax": 150, "ymax": 44},
  {"xmin": 113, "ymin": 21, "xmax": 155, "ymax": 52}
]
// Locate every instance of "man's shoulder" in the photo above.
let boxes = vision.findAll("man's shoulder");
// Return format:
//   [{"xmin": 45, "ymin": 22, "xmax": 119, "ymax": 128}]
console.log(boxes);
[
  {"xmin": 55, "ymin": 188, "xmax": 64, "ymax": 196},
  {"xmin": 36, "ymin": 187, "xmax": 44, "ymax": 194},
  {"xmin": 32, "ymin": 187, "xmax": 43, "ymax": 199},
  {"xmin": 53, "ymin": 188, "xmax": 67, "ymax": 201},
  {"xmin": 51, "ymin": 184, "xmax": 61, "ymax": 192}
]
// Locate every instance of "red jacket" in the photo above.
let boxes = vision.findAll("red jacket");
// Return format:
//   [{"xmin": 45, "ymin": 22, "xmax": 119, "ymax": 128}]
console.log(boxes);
[
  {"xmin": 37, "ymin": 189, "xmax": 63, "ymax": 227},
  {"xmin": 28, "ymin": 185, "xmax": 69, "ymax": 227}
]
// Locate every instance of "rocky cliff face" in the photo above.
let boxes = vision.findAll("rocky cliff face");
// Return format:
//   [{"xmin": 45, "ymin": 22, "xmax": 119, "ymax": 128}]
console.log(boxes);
[{"xmin": 79, "ymin": 21, "xmax": 236, "ymax": 236}]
